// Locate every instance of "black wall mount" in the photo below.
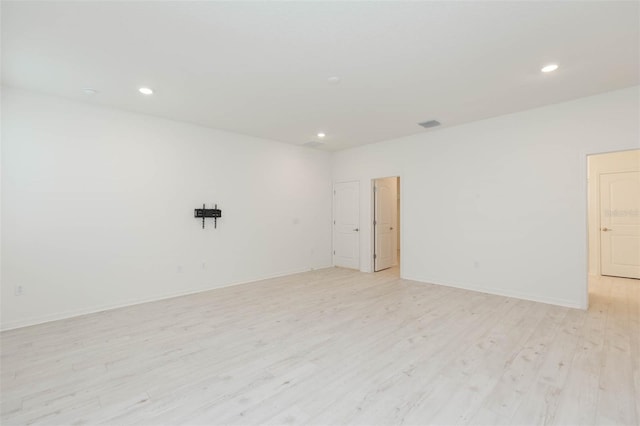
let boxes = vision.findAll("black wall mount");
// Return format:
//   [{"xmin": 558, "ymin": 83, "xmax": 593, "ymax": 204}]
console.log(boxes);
[{"xmin": 194, "ymin": 204, "xmax": 222, "ymax": 229}]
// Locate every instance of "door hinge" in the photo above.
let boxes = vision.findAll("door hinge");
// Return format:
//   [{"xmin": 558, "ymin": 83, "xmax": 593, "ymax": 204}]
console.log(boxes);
[
  {"xmin": 333, "ymin": 220, "xmax": 336, "ymax": 224},
  {"xmin": 373, "ymin": 186, "xmax": 377, "ymax": 193},
  {"xmin": 333, "ymin": 190, "xmax": 336, "ymax": 195},
  {"xmin": 374, "ymin": 254, "xmax": 377, "ymax": 259},
  {"xmin": 373, "ymin": 220, "xmax": 377, "ymax": 225},
  {"xmin": 333, "ymin": 250, "xmax": 336, "ymax": 255}
]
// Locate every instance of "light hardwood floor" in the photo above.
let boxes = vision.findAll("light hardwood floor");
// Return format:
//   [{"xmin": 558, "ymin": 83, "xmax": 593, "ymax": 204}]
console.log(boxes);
[{"xmin": 1, "ymin": 267, "xmax": 639, "ymax": 425}]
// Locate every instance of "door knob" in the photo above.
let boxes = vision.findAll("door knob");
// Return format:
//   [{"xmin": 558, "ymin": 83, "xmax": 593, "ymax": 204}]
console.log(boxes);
[
  {"xmin": 602, "ymin": 227, "xmax": 613, "ymax": 232},
  {"xmin": 390, "ymin": 227, "xmax": 394, "ymax": 230},
  {"xmin": 354, "ymin": 228, "xmax": 359, "ymax": 232}
]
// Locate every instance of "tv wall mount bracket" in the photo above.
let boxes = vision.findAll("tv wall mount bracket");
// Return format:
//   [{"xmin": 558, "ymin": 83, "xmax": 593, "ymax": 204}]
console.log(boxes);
[{"xmin": 194, "ymin": 204, "xmax": 222, "ymax": 229}]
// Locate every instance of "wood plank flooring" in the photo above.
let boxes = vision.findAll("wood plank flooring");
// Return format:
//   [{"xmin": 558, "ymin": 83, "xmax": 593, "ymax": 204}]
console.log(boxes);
[{"xmin": 1, "ymin": 267, "xmax": 638, "ymax": 425}]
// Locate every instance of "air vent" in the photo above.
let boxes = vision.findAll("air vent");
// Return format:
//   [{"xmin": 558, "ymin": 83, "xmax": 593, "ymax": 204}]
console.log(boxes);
[
  {"xmin": 301, "ymin": 140, "xmax": 325, "ymax": 148},
  {"xmin": 418, "ymin": 120, "xmax": 441, "ymax": 129}
]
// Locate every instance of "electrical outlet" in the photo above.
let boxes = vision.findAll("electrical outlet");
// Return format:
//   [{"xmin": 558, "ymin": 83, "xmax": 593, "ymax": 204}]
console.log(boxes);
[{"xmin": 15, "ymin": 284, "xmax": 24, "ymax": 296}]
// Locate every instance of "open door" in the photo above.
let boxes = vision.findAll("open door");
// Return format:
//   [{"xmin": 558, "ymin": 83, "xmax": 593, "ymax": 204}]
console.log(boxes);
[{"xmin": 374, "ymin": 177, "xmax": 398, "ymax": 272}]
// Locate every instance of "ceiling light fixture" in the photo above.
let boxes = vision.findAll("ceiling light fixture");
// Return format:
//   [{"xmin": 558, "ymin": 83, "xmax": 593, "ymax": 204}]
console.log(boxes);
[
  {"xmin": 541, "ymin": 64, "xmax": 559, "ymax": 73},
  {"xmin": 317, "ymin": 132, "xmax": 326, "ymax": 138},
  {"xmin": 138, "ymin": 87, "xmax": 154, "ymax": 95},
  {"xmin": 82, "ymin": 88, "xmax": 98, "ymax": 96},
  {"xmin": 327, "ymin": 76, "xmax": 341, "ymax": 84}
]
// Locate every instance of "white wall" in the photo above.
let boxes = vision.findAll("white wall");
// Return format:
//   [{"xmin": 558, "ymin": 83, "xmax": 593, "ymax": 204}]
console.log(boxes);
[
  {"xmin": 333, "ymin": 86, "xmax": 640, "ymax": 309},
  {"xmin": 3, "ymin": 86, "xmax": 638, "ymax": 330},
  {"xmin": 1, "ymin": 87, "xmax": 333, "ymax": 330}
]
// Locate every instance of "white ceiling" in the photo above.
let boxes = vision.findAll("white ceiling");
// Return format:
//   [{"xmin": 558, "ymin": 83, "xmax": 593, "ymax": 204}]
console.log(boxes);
[{"xmin": 2, "ymin": 1, "xmax": 638, "ymax": 151}]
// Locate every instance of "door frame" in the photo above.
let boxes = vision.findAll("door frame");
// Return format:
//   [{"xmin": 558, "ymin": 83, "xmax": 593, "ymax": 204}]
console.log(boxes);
[
  {"xmin": 584, "ymin": 148, "xmax": 640, "ymax": 308},
  {"xmin": 371, "ymin": 176, "xmax": 401, "ymax": 273}
]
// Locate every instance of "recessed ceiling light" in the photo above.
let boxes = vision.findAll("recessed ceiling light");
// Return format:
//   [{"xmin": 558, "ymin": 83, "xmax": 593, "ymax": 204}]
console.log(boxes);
[
  {"xmin": 317, "ymin": 132, "xmax": 326, "ymax": 138},
  {"xmin": 82, "ymin": 88, "xmax": 98, "ymax": 96},
  {"xmin": 541, "ymin": 64, "xmax": 559, "ymax": 73},
  {"xmin": 327, "ymin": 76, "xmax": 341, "ymax": 84},
  {"xmin": 138, "ymin": 87, "xmax": 154, "ymax": 95}
]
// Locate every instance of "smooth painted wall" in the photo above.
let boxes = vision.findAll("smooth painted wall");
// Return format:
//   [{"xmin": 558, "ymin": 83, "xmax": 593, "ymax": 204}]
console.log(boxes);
[
  {"xmin": 1, "ymin": 87, "xmax": 333, "ymax": 330},
  {"xmin": 332, "ymin": 86, "xmax": 640, "ymax": 308}
]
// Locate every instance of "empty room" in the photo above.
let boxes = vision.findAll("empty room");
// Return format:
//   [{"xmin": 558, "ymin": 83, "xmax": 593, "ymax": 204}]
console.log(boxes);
[{"xmin": 1, "ymin": 1, "xmax": 639, "ymax": 425}]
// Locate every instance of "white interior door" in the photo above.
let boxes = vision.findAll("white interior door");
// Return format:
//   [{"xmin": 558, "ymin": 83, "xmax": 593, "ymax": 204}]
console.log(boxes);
[
  {"xmin": 600, "ymin": 171, "xmax": 640, "ymax": 279},
  {"xmin": 333, "ymin": 181, "xmax": 360, "ymax": 269},
  {"xmin": 374, "ymin": 177, "xmax": 397, "ymax": 272}
]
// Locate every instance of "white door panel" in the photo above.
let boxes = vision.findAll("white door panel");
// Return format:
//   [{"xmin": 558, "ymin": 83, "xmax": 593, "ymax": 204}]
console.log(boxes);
[
  {"xmin": 374, "ymin": 177, "xmax": 397, "ymax": 272},
  {"xmin": 600, "ymin": 171, "xmax": 640, "ymax": 279},
  {"xmin": 333, "ymin": 181, "xmax": 360, "ymax": 269}
]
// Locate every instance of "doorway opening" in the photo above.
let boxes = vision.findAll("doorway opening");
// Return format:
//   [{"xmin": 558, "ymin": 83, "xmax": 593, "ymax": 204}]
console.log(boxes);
[
  {"xmin": 373, "ymin": 176, "xmax": 400, "ymax": 273},
  {"xmin": 587, "ymin": 149, "xmax": 640, "ymax": 303}
]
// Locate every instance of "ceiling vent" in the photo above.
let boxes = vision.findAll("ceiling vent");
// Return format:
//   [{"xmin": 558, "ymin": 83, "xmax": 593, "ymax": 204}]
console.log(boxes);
[
  {"xmin": 418, "ymin": 120, "xmax": 441, "ymax": 129},
  {"xmin": 301, "ymin": 140, "xmax": 326, "ymax": 148}
]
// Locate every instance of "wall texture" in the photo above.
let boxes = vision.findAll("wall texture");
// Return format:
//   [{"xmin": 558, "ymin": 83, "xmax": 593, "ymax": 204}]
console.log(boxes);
[
  {"xmin": 332, "ymin": 86, "xmax": 640, "ymax": 309},
  {"xmin": 1, "ymin": 88, "xmax": 333, "ymax": 330}
]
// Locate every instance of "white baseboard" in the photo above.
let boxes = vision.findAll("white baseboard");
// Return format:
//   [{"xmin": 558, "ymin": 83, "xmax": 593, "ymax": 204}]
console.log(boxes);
[
  {"xmin": 1, "ymin": 265, "xmax": 333, "ymax": 331},
  {"xmin": 401, "ymin": 274, "xmax": 587, "ymax": 310}
]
